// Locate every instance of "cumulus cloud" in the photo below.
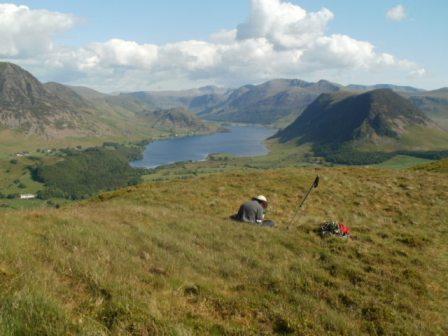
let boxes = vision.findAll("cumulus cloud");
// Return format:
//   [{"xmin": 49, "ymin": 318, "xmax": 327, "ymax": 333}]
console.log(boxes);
[
  {"xmin": 237, "ymin": 0, "xmax": 333, "ymax": 50},
  {"xmin": 0, "ymin": 1, "xmax": 425, "ymax": 91},
  {"xmin": 0, "ymin": 4, "xmax": 75, "ymax": 57},
  {"xmin": 387, "ymin": 5, "xmax": 407, "ymax": 21}
]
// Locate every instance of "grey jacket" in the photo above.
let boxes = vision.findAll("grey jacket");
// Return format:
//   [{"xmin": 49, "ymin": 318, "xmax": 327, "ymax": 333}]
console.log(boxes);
[{"xmin": 235, "ymin": 200, "xmax": 265, "ymax": 224}]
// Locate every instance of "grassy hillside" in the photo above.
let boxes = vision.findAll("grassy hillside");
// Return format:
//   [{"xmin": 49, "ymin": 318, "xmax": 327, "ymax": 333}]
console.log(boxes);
[
  {"xmin": 413, "ymin": 158, "xmax": 448, "ymax": 173},
  {"xmin": 0, "ymin": 167, "xmax": 446, "ymax": 335}
]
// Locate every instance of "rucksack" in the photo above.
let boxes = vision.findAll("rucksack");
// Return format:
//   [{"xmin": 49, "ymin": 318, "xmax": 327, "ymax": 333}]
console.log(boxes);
[{"xmin": 320, "ymin": 221, "xmax": 351, "ymax": 238}]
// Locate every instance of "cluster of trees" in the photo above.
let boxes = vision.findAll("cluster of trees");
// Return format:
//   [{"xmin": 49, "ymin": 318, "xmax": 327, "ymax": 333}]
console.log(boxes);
[
  {"xmin": 318, "ymin": 150, "xmax": 395, "ymax": 165},
  {"xmin": 0, "ymin": 193, "xmax": 20, "ymax": 199},
  {"xmin": 396, "ymin": 150, "xmax": 448, "ymax": 160},
  {"xmin": 31, "ymin": 145, "xmax": 144, "ymax": 200}
]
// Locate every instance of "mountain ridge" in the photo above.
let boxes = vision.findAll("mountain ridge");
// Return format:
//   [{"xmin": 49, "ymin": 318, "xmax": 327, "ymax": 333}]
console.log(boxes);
[
  {"xmin": 274, "ymin": 89, "xmax": 448, "ymax": 151},
  {"xmin": 0, "ymin": 62, "xmax": 92, "ymax": 137},
  {"xmin": 0, "ymin": 62, "xmax": 214, "ymax": 139},
  {"xmin": 198, "ymin": 79, "xmax": 342, "ymax": 125},
  {"xmin": 2, "ymin": 61, "xmax": 447, "ymax": 138}
]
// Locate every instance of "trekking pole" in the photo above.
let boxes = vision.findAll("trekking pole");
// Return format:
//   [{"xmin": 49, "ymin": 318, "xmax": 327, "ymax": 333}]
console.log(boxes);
[{"xmin": 287, "ymin": 176, "xmax": 320, "ymax": 227}]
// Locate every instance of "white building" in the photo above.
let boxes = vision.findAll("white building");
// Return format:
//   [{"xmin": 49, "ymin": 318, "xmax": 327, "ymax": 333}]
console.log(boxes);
[{"xmin": 20, "ymin": 194, "xmax": 36, "ymax": 200}]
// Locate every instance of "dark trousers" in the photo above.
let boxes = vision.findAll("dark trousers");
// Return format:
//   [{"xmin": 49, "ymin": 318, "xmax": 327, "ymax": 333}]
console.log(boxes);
[{"xmin": 259, "ymin": 220, "xmax": 275, "ymax": 227}]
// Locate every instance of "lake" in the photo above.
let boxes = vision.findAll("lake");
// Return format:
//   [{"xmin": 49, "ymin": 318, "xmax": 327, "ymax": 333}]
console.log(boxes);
[{"xmin": 131, "ymin": 125, "xmax": 277, "ymax": 168}]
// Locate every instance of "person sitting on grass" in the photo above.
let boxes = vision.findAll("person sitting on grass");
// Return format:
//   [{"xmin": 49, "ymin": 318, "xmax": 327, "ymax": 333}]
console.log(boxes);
[{"xmin": 231, "ymin": 195, "xmax": 275, "ymax": 227}]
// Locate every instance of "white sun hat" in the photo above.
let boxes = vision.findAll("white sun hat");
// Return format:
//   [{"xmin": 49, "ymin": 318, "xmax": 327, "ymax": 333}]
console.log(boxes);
[{"xmin": 254, "ymin": 195, "xmax": 268, "ymax": 203}]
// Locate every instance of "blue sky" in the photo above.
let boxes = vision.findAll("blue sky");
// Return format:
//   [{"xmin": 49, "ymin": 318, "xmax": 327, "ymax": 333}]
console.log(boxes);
[{"xmin": 1, "ymin": 0, "xmax": 446, "ymax": 91}]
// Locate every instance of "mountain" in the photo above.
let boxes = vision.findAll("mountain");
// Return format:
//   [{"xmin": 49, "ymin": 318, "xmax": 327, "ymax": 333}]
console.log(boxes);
[
  {"xmin": 345, "ymin": 85, "xmax": 448, "ymax": 128},
  {"xmin": 71, "ymin": 86, "xmax": 215, "ymax": 135},
  {"xmin": 199, "ymin": 79, "xmax": 342, "ymax": 125},
  {"xmin": 3, "ymin": 61, "xmax": 446, "ymax": 142},
  {"xmin": 121, "ymin": 86, "xmax": 231, "ymax": 113},
  {"xmin": 141, "ymin": 107, "xmax": 212, "ymax": 132},
  {"xmin": 0, "ymin": 62, "xmax": 215, "ymax": 140},
  {"xmin": 0, "ymin": 62, "xmax": 96, "ymax": 137},
  {"xmin": 407, "ymin": 88, "xmax": 448, "ymax": 129},
  {"xmin": 44, "ymin": 82, "xmax": 93, "ymax": 110},
  {"xmin": 346, "ymin": 83, "xmax": 425, "ymax": 94},
  {"xmin": 275, "ymin": 89, "xmax": 448, "ymax": 151}
]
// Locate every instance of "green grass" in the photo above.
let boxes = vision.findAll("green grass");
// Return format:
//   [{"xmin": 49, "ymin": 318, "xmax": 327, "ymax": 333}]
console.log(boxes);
[
  {"xmin": 0, "ymin": 157, "xmax": 44, "ymax": 196},
  {"xmin": 413, "ymin": 158, "xmax": 448, "ymax": 173},
  {"xmin": 0, "ymin": 167, "xmax": 446, "ymax": 335},
  {"xmin": 373, "ymin": 155, "xmax": 432, "ymax": 169},
  {"xmin": 399, "ymin": 125, "xmax": 448, "ymax": 150}
]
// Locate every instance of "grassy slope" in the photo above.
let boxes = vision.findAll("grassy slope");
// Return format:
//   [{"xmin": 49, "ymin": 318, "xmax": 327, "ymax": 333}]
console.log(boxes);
[
  {"xmin": 0, "ymin": 130, "xmax": 123, "ymax": 159},
  {"xmin": 413, "ymin": 158, "xmax": 448, "ymax": 173},
  {"xmin": 372, "ymin": 155, "xmax": 432, "ymax": 169},
  {"xmin": 0, "ymin": 157, "xmax": 42, "ymax": 195},
  {"xmin": 0, "ymin": 167, "xmax": 447, "ymax": 335},
  {"xmin": 0, "ymin": 126, "xmax": 213, "ymax": 159},
  {"xmin": 352, "ymin": 124, "xmax": 448, "ymax": 152}
]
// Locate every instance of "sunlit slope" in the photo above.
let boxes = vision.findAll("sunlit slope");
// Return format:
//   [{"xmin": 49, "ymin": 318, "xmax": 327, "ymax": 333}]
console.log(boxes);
[
  {"xmin": 0, "ymin": 168, "xmax": 447, "ymax": 335},
  {"xmin": 413, "ymin": 158, "xmax": 448, "ymax": 173}
]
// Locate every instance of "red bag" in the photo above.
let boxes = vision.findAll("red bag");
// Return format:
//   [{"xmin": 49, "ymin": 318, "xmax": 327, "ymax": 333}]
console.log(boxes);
[{"xmin": 338, "ymin": 223, "xmax": 351, "ymax": 235}]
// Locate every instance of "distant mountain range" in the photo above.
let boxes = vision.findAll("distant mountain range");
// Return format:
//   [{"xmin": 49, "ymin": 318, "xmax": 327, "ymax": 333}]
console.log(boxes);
[
  {"xmin": 344, "ymin": 84, "xmax": 426, "ymax": 94},
  {"xmin": 122, "ymin": 86, "xmax": 231, "ymax": 113},
  {"xmin": 197, "ymin": 79, "xmax": 341, "ymax": 126},
  {"xmin": 123, "ymin": 79, "xmax": 448, "ymax": 129},
  {"xmin": 1, "ymin": 61, "xmax": 447, "ymax": 148},
  {"xmin": 274, "ymin": 89, "xmax": 448, "ymax": 152},
  {"xmin": 0, "ymin": 62, "xmax": 212, "ymax": 138}
]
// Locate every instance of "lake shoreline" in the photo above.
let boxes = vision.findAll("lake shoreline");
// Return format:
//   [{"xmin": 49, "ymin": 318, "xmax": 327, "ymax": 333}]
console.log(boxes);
[{"xmin": 131, "ymin": 124, "xmax": 277, "ymax": 169}]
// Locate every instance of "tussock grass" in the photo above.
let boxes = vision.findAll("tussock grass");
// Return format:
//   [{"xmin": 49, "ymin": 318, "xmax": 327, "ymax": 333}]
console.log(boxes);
[{"xmin": 0, "ymin": 167, "xmax": 447, "ymax": 335}]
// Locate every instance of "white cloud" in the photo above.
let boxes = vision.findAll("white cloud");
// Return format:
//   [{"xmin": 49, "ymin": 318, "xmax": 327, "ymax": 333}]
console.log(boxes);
[
  {"xmin": 0, "ymin": 1, "xmax": 426, "ymax": 91},
  {"xmin": 0, "ymin": 4, "xmax": 75, "ymax": 57},
  {"xmin": 237, "ymin": 0, "xmax": 333, "ymax": 50},
  {"xmin": 387, "ymin": 5, "xmax": 407, "ymax": 21},
  {"xmin": 87, "ymin": 39, "xmax": 159, "ymax": 69}
]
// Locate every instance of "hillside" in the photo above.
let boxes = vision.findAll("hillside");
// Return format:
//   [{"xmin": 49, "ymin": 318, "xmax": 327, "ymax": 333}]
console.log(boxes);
[
  {"xmin": 70, "ymin": 86, "xmax": 216, "ymax": 136},
  {"xmin": 199, "ymin": 79, "xmax": 341, "ymax": 126},
  {"xmin": 413, "ymin": 158, "xmax": 448, "ymax": 173},
  {"xmin": 143, "ymin": 107, "xmax": 213, "ymax": 132},
  {"xmin": 0, "ymin": 167, "xmax": 446, "ymax": 335},
  {"xmin": 0, "ymin": 62, "xmax": 96, "ymax": 137},
  {"xmin": 408, "ymin": 88, "xmax": 448, "ymax": 129},
  {"xmin": 275, "ymin": 89, "xmax": 448, "ymax": 152},
  {"xmin": 0, "ymin": 62, "xmax": 216, "ymax": 150}
]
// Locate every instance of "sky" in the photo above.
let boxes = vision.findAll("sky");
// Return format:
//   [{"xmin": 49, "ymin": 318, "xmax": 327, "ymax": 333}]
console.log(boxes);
[{"xmin": 0, "ymin": 0, "xmax": 446, "ymax": 92}]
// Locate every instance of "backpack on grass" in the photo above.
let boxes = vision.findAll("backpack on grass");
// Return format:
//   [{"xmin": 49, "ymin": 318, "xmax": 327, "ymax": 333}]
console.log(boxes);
[{"xmin": 320, "ymin": 221, "xmax": 351, "ymax": 238}]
